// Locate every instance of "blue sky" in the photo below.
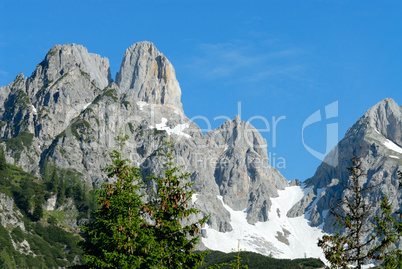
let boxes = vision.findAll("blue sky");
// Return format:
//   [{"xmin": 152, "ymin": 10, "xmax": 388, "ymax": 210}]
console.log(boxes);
[{"xmin": 1, "ymin": 0, "xmax": 401, "ymax": 181}]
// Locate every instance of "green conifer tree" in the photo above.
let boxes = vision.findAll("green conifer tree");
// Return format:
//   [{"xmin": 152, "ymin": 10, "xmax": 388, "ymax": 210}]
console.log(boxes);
[
  {"xmin": 318, "ymin": 157, "xmax": 401, "ymax": 268},
  {"xmin": 369, "ymin": 171, "xmax": 402, "ymax": 268},
  {"xmin": 46, "ymin": 169, "xmax": 58, "ymax": 193},
  {"xmin": 0, "ymin": 149, "xmax": 7, "ymax": 172},
  {"xmin": 56, "ymin": 177, "xmax": 66, "ymax": 207},
  {"xmin": 147, "ymin": 138, "xmax": 209, "ymax": 268},
  {"xmin": 79, "ymin": 133, "xmax": 155, "ymax": 268},
  {"xmin": 32, "ymin": 199, "xmax": 43, "ymax": 221},
  {"xmin": 318, "ymin": 156, "xmax": 376, "ymax": 268}
]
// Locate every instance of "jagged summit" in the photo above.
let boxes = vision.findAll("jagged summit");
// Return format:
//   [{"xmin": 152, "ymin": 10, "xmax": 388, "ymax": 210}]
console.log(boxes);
[
  {"xmin": 352, "ymin": 97, "xmax": 402, "ymax": 146},
  {"xmin": 0, "ymin": 42, "xmax": 289, "ymax": 241},
  {"xmin": 3, "ymin": 42, "xmax": 399, "ymax": 261},
  {"xmin": 116, "ymin": 41, "xmax": 183, "ymax": 110},
  {"xmin": 28, "ymin": 43, "xmax": 112, "ymax": 91},
  {"xmin": 288, "ymin": 98, "xmax": 402, "ymax": 234}
]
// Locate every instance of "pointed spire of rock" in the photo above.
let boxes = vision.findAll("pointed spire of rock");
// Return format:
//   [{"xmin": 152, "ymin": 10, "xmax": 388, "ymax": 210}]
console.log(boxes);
[
  {"xmin": 347, "ymin": 98, "xmax": 402, "ymax": 146},
  {"xmin": 116, "ymin": 41, "xmax": 183, "ymax": 110},
  {"xmin": 235, "ymin": 114, "xmax": 241, "ymax": 123}
]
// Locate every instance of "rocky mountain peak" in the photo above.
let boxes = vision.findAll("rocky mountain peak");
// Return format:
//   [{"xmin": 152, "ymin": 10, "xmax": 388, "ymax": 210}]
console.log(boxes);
[
  {"xmin": 31, "ymin": 44, "xmax": 112, "ymax": 89},
  {"xmin": 27, "ymin": 43, "xmax": 111, "ymax": 92},
  {"xmin": 115, "ymin": 41, "xmax": 183, "ymax": 111},
  {"xmin": 0, "ymin": 42, "xmax": 316, "ymax": 257},
  {"xmin": 359, "ymin": 98, "xmax": 402, "ymax": 146},
  {"xmin": 289, "ymin": 98, "xmax": 402, "ymax": 234}
]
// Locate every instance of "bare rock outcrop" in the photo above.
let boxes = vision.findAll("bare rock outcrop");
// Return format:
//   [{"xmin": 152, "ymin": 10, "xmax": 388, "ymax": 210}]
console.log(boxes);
[
  {"xmin": 0, "ymin": 42, "xmax": 288, "ymax": 235},
  {"xmin": 288, "ymin": 98, "xmax": 402, "ymax": 234},
  {"xmin": 116, "ymin": 41, "xmax": 183, "ymax": 111}
]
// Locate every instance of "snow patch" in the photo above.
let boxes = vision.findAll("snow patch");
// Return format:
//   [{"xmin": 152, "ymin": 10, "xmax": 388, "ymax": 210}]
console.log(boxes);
[
  {"xmin": 383, "ymin": 139, "xmax": 402, "ymax": 154},
  {"xmin": 362, "ymin": 264, "xmax": 376, "ymax": 269},
  {"xmin": 149, "ymin": 117, "xmax": 191, "ymax": 138},
  {"xmin": 83, "ymin": 103, "xmax": 91, "ymax": 110},
  {"xmin": 192, "ymin": 193, "xmax": 198, "ymax": 204},
  {"xmin": 137, "ymin": 101, "xmax": 148, "ymax": 111},
  {"xmin": 389, "ymin": 155, "xmax": 400, "ymax": 159},
  {"xmin": 31, "ymin": 105, "xmax": 37, "ymax": 115},
  {"xmin": 202, "ymin": 186, "xmax": 326, "ymax": 260}
]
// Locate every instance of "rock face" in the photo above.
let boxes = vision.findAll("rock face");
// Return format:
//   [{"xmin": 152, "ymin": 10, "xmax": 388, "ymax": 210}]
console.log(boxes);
[
  {"xmin": 2, "ymin": 42, "xmax": 400, "ymax": 259},
  {"xmin": 288, "ymin": 98, "xmax": 402, "ymax": 234},
  {"xmin": 116, "ymin": 42, "xmax": 183, "ymax": 111},
  {"xmin": 0, "ymin": 44, "xmax": 112, "ymax": 175},
  {"xmin": 0, "ymin": 193, "xmax": 25, "ymax": 232},
  {"xmin": 0, "ymin": 42, "xmax": 288, "ymax": 233}
]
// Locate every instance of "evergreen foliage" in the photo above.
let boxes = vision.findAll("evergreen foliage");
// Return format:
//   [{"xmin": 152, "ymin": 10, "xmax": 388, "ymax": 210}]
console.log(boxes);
[
  {"xmin": 0, "ymin": 150, "xmax": 83, "ymax": 267},
  {"xmin": 207, "ymin": 240, "xmax": 248, "ymax": 269},
  {"xmin": 79, "ymin": 133, "xmax": 154, "ymax": 268},
  {"xmin": 43, "ymin": 163, "xmax": 94, "ymax": 218},
  {"xmin": 369, "ymin": 171, "xmax": 402, "ymax": 268},
  {"xmin": 147, "ymin": 137, "xmax": 209, "ymax": 268},
  {"xmin": 79, "ymin": 135, "xmax": 209, "ymax": 268},
  {"xmin": 318, "ymin": 156, "xmax": 402, "ymax": 268},
  {"xmin": 0, "ymin": 148, "xmax": 7, "ymax": 171},
  {"xmin": 318, "ymin": 157, "xmax": 376, "ymax": 268},
  {"xmin": 32, "ymin": 197, "xmax": 44, "ymax": 221},
  {"xmin": 0, "ymin": 131, "xmax": 34, "ymax": 160},
  {"xmin": 0, "ymin": 149, "xmax": 45, "ymax": 222},
  {"xmin": 199, "ymin": 250, "xmax": 325, "ymax": 269}
]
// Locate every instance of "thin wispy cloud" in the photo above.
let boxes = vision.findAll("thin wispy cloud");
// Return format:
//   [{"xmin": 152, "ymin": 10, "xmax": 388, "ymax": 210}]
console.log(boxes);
[
  {"xmin": 187, "ymin": 40, "xmax": 306, "ymax": 84},
  {"xmin": 180, "ymin": 39, "xmax": 325, "ymax": 100}
]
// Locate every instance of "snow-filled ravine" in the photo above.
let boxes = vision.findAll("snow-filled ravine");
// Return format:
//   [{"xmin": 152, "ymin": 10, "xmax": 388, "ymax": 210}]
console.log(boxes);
[{"xmin": 201, "ymin": 185, "xmax": 326, "ymax": 260}]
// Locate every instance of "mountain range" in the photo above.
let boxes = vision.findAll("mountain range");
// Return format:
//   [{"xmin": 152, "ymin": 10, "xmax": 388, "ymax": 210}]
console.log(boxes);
[{"xmin": 0, "ymin": 42, "xmax": 400, "ymax": 264}]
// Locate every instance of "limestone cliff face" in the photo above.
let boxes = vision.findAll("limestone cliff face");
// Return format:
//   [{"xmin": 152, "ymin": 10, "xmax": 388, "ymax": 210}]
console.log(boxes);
[
  {"xmin": 0, "ymin": 193, "xmax": 25, "ymax": 232},
  {"xmin": 116, "ymin": 42, "xmax": 183, "ymax": 111},
  {"xmin": 0, "ymin": 44, "xmax": 111, "ymax": 175},
  {"xmin": 0, "ymin": 42, "xmax": 288, "ymax": 232},
  {"xmin": 28, "ymin": 43, "xmax": 111, "ymax": 91},
  {"xmin": 288, "ymin": 98, "xmax": 402, "ymax": 234},
  {"xmin": 207, "ymin": 115, "xmax": 287, "ymax": 223}
]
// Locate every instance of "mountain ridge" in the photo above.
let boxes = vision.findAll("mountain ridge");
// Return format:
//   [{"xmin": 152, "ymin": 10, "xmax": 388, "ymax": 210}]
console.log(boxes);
[
  {"xmin": 0, "ymin": 42, "xmax": 288, "ymax": 234},
  {"xmin": 288, "ymin": 97, "xmax": 402, "ymax": 234},
  {"xmin": 0, "ymin": 42, "xmax": 400, "ymax": 262}
]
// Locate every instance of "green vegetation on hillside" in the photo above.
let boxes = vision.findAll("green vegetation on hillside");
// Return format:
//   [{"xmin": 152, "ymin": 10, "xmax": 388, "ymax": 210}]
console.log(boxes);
[
  {"xmin": 199, "ymin": 250, "xmax": 325, "ymax": 269},
  {"xmin": 79, "ymin": 135, "xmax": 208, "ymax": 268},
  {"xmin": 70, "ymin": 119, "xmax": 91, "ymax": 141},
  {"xmin": 0, "ymin": 149, "xmax": 44, "ymax": 220},
  {"xmin": 0, "ymin": 149, "xmax": 84, "ymax": 268},
  {"xmin": 0, "ymin": 131, "xmax": 34, "ymax": 160},
  {"xmin": 42, "ymin": 161, "xmax": 96, "ymax": 219}
]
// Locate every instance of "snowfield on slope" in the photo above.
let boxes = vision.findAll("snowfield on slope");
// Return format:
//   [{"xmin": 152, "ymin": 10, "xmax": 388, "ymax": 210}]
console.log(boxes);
[
  {"xmin": 149, "ymin": 117, "xmax": 191, "ymax": 138},
  {"xmin": 202, "ymin": 185, "xmax": 326, "ymax": 260},
  {"xmin": 383, "ymin": 139, "xmax": 402, "ymax": 154}
]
